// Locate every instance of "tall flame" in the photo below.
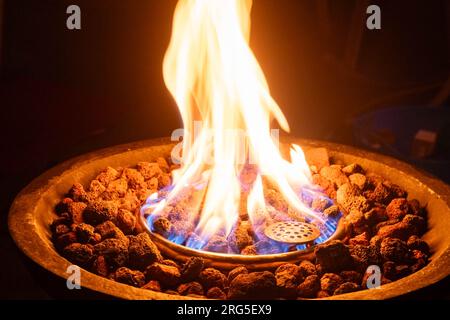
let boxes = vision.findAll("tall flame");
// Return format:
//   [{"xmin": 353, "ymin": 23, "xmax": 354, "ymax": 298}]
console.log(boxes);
[{"xmin": 150, "ymin": 0, "xmax": 323, "ymax": 244}]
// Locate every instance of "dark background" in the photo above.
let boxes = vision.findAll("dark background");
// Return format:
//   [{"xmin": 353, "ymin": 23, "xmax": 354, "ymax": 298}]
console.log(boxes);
[{"xmin": 1, "ymin": 0, "xmax": 449, "ymax": 299}]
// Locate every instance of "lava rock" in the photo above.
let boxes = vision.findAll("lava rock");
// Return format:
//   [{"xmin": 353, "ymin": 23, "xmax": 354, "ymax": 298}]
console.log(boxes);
[
  {"xmin": 349, "ymin": 232, "xmax": 370, "ymax": 246},
  {"xmin": 228, "ymin": 271, "xmax": 277, "ymax": 300},
  {"xmin": 95, "ymin": 167, "xmax": 120, "ymax": 186},
  {"xmin": 298, "ymin": 260, "xmax": 317, "ymax": 278},
  {"xmin": 92, "ymin": 255, "xmax": 109, "ymax": 277},
  {"xmin": 74, "ymin": 223, "xmax": 96, "ymax": 243},
  {"xmin": 136, "ymin": 162, "xmax": 162, "ymax": 180},
  {"xmin": 333, "ymin": 282, "xmax": 360, "ymax": 295},
  {"xmin": 380, "ymin": 238, "xmax": 411, "ymax": 263},
  {"xmin": 349, "ymin": 173, "xmax": 366, "ymax": 190},
  {"xmin": 320, "ymin": 273, "xmax": 344, "ymax": 294},
  {"xmin": 275, "ymin": 263, "xmax": 302, "ymax": 298},
  {"xmin": 62, "ymin": 243, "xmax": 95, "ymax": 268},
  {"xmin": 315, "ymin": 240, "xmax": 353, "ymax": 272},
  {"xmin": 128, "ymin": 233, "xmax": 163, "ymax": 270},
  {"xmin": 94, "ymin": 238, "xmax": 129, "ymax": 268},
  {"xmin": 181, "ymin": 257, "xmax": 205, "ymax": 282},
  {"xmin": 67, "ymin": 201, "xmax": 87, "ymax": 224},
  {"xmin": 204, "ymin": 236, "xmax": 230, "ymax": 253},
  {"xmin": 199, "ymin": 268, "xmax": 227, "ymax": 290},
  {"xmin": 145, "ymin": 262, "xmax": 181, "ymax": 287},
  {"xmin": 228, "ymin": 222, "xmax": 253, "ymax": 253},
  {"xmin": 177, "ymin": 282, "xmax": 204, "ymax": 296},
  {"xmin": 95, "ymin": 221, "xmax": 127, "ymax": 241},
  {"xmin": 68, "ymin": 184, "xmax": 88, "ymax": 202},
  {"xmin": 227, "ymin": 266, "xmax": 249, "ymax": 283},
  {"xmin": 340, "ymin": 270, "xmax": 362, "ymax": 284},
  {"xmin": 142, "ymin": 280, "xmax": 162, "ymax": 292},
  {"xmin": 83, "ymin": 200, "xmax": 119, "ymax": 225},
  {"xmin": 349, "ymin": 245, "xmax": 381, "ymax": 272},
  {"xmin": 153, "ymin": 217, "xmax": 172, "ymax": 237},
  {"xmin": 207, "ymin": 287, "xmax": 227, "ymax": 300},
  {"xmin": 54, "ymin": 232, "xmax": 78, "ymax": 251},
  {"xmin": 407, "ymin": 235, "xmax": 430, "ymax": 255},
  {"xmin": 342, "ymin": 163, "xmax": 364, "ymax": 175},
  {"xmin": 297, "ymin": 275, "xmax": 321, "ymax": 299},
  {"xmin": 382, "ymin": 261, "xmax": 411, "ymax": 281},
  {"xmin": 115, "ymin": 209, "xmax": 136, "ymax": 235},
  {"xmin": 114, "ymin": 267, "xmax": 146, "ymax": 287},
  {"xmin": 320, "ymin": 165, "xmax": 349, "ymax": 187},
  {"xmin": 386, "ymin": 198, "xmax": 409, "ymax": 220}
]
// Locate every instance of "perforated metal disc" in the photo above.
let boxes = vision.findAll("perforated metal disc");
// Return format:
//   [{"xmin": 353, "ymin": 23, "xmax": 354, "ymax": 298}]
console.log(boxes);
[{"xmin": 264, "ymin": 221, "xmax": 321, "ymax": 244}]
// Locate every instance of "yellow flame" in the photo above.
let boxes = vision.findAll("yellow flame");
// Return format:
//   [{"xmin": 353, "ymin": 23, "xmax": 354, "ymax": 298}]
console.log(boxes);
[{"xmin": 159, "ymin": 0, "xmax": 322, "ymax": 241}]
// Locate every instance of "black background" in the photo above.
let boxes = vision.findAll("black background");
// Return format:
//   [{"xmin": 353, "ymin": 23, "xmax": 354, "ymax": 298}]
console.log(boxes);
[{"xmin": 1, "ymin": 0, "xmax": 449, "ymax": 299}]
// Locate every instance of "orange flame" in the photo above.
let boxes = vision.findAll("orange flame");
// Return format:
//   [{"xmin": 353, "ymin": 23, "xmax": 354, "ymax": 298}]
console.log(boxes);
[{"xmin": 153, "ymin": 0, "xmax": 323, "ymax": 242}]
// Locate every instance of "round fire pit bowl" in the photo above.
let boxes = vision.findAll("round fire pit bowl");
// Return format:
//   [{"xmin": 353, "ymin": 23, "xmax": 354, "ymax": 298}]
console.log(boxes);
[{"xmin": 8, "ymin": 138, "xmax": 450, "ymax": 300}]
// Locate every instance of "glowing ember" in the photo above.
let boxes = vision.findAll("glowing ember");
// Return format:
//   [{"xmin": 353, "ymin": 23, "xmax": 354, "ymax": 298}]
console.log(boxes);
[{"xmin": 141, "ymin": 0, "xmax": 339, "ymax": 254}]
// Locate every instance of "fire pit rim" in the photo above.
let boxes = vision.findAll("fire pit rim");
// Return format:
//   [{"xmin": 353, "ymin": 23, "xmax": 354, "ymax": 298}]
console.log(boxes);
[{"xmin": 8, "ymin": 137, "xmax": 450, "ymax": 300}]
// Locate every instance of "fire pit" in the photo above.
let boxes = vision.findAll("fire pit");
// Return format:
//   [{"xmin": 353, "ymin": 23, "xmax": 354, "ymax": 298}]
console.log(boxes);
[{"xmin": 8, "ymin": 138, "xmax": 450, "ymax": 299}]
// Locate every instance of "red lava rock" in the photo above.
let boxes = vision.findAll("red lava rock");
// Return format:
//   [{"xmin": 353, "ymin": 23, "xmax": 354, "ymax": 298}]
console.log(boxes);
[
  {"xmin": 342, "ymin": 163, "xmax": 364, "ymax": 175},
  {"xmin": 121, "ymin": 168, "xmax": 146, "ymax": 190},
  {"xmin": 320, "ymin": 165, "xmax": 349, "ymax": 187},
  {"xmin": 345, "ymin": 210, "xmax": 368, "ymax": 235},
  {"xmin": 199, "ymin": 268, "xmax": 227, "ymax": 290},
  {"xmin": 96, "ymin": 167, "xmax": 120, "ymax": 186},
  {"xmin": 153, "ymin": 217, "xmax": 172, "ymax": 237},
  {"xmin": 83, "ymin": 200, "xmax": 119, "ymax": 225},
  {"xmin": 315, "ymin": 240, "xmax": 353, "ymax": 272},
  {"xmin": 95, "ymin": 221, "xmax": 127, "ymax": 241},
  {"xmin": 67, "ymin": 201, "xmax": 87, "ymax": 224},
  {"xmin": 349, "ymin": 245, "xmax": 381, "ymax": 272},
  {"xmin": 147, "ymin": 177, "xmax": 159, "ymax": 190},
  {"xmin": 297, "ymin": 275, "xmax": 321, "ymax": 298},
  {"xmin": 336, "ymin": 184, "xmax": 370, "ymax": 213},
  {"xmin": 54, "ymin": 232, "xmax": 78, "ymax": 251},
  {"xmin": 349, "ymin": 173, "xmax": 367, "ymax": 190},
  {"xmin": 207, "ymin": 287, "xmax": 227, "ymax": 300},
  {"xmin": 158, "ymin": 174, "xmax": 172, "ymax": 189},
  {"xmin": 136, "ymin": 162, "xmax": 162, "ymax": 180},
  {"xmin": 156, "ymin": 157, "xmax": 170, "ymax": 172},
  {"xmin": 74, "ymin": 223, "xmax": 96, "ymax": 243},
  {"xmin": 320, "ymin": 273, "xmax": 344, "ymax": 294},
  {"xmin": 103, "ymin": 178, "xmax": 128, "ymax": 200},
  {"xmin": 115, "ymin": 209, "xmax": 136, "ymax": 235},
  {"xmin": 62, "ymin": 243, "xmax": 95, "ymax": 268},
  {"xmin": 204, "ymin": 236, "xmax": 230, "ymax": 254},
  {"xmin": 383, "ymin": 181, "xmax": 408, "ymax": 199},
  {"xmin": 312, "ymin": 174, "xmax": 337, "ymax": 199},
  {"xmin": 386, "ymin": 198, "xmax": 409, "ymax": 220},
  {"xmin": 177, "ymin": 282, "xmax": 204, "ymax": 296},
  {"xmin": 333, "ymin": 282, "xmax": 360, "ymax": 295},
  {"xmin": 228, "ymin": 271, "xmax": 277, "ymax": 300},
  {"xmin": 380, "ymin": 237, "xmax": 411, "ymax": 264},
  {"xmin": 377, "ymin": 214, "xmax": 426, "ymax": 240},
  {"xmin": 68, "ymin": 184, "xmax": 88, "ymax": 202},
  {"xmin": 364, "ymin": 207, "xmax": 387, "ymax": 226},
  {"xmin": 161, "ymin": 259, "xmax": 180, "ymax": 269},
  {"xmin": 382, "ymin": 261, "xmax": 411, "ymax": 281},
  {"xmin": 364, "ymin": 183, "xmax": 393, "ymax": 205},
  {"xmin": 227, "ymin": 266, "xmax": 249, "ymax": 283},
  {"xmin": 94, "ymin": 238, "xmax": 129, "ymax": 268},
  {"xmin": 145, "ymin": 262, "xmax": 181, "ymax": 287},
  {"xmin": 316, "ymin": 290, "xmax": 330, "ymax": 298},
  {"xmin": 311, "ymin": 198, "xmax": 331, "ymax": 212},
  {"xmin": 275, "ymin": 264, "xmax": 303, "ymax": 298},
  {"xmin": 128, "ymin": 233, "xmax": 163, "ymax": 270},
  {"xmin": 407, "ymin": 235, "xmax": 430, "ymax": 255},
  {"xmin": 119, "ymin": 191, "xmax": 141, "ymax": 212},
  {"xmin": 181, "ymin": 257, "xmax": 205, "ymax": 282},
  {"xmin": 88, "ymin": 180, "xmax": 106, "ymax": 198},
  {"xmin": 54, "ymin": 224, "xmax": 70, "ymax": 237},
  {"xmin": 228, "ymin": 222, "xmax": 253, "ymax": 253},
  {"xmin": 55, "ymin": 198, "xmax": 74, "ymax": 216},
  {"xmin": 340, "ymin": 271, "xmax": 363, "ymax": 284},
  {"xmin": 305, "ymin": 148, "xmax": 330, "ymax": 171},
  {"xmin": 114, "ymin": 267, "xmax": 146, "ymax": 287},
  {"xmin": 298, "ymin": 260, "xmax": 317, "ymax": 278},
  {"xmin": 323, "ymin": 205, "xmax": 340, "ymax": 218},
  {"xmin": 92, "ymin": 255, "xmax": 109, "ymax": 277},
  {"xmin": 408, "ymin": 199, "xmax": 424, "ymax": 216},
  {"xmin": 142, "ymin": 280, "xmax": 162, "ymax": 292},
  {"xmin": 349, "ymin": 232, "xmax": 370, "ymax": 246}
]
